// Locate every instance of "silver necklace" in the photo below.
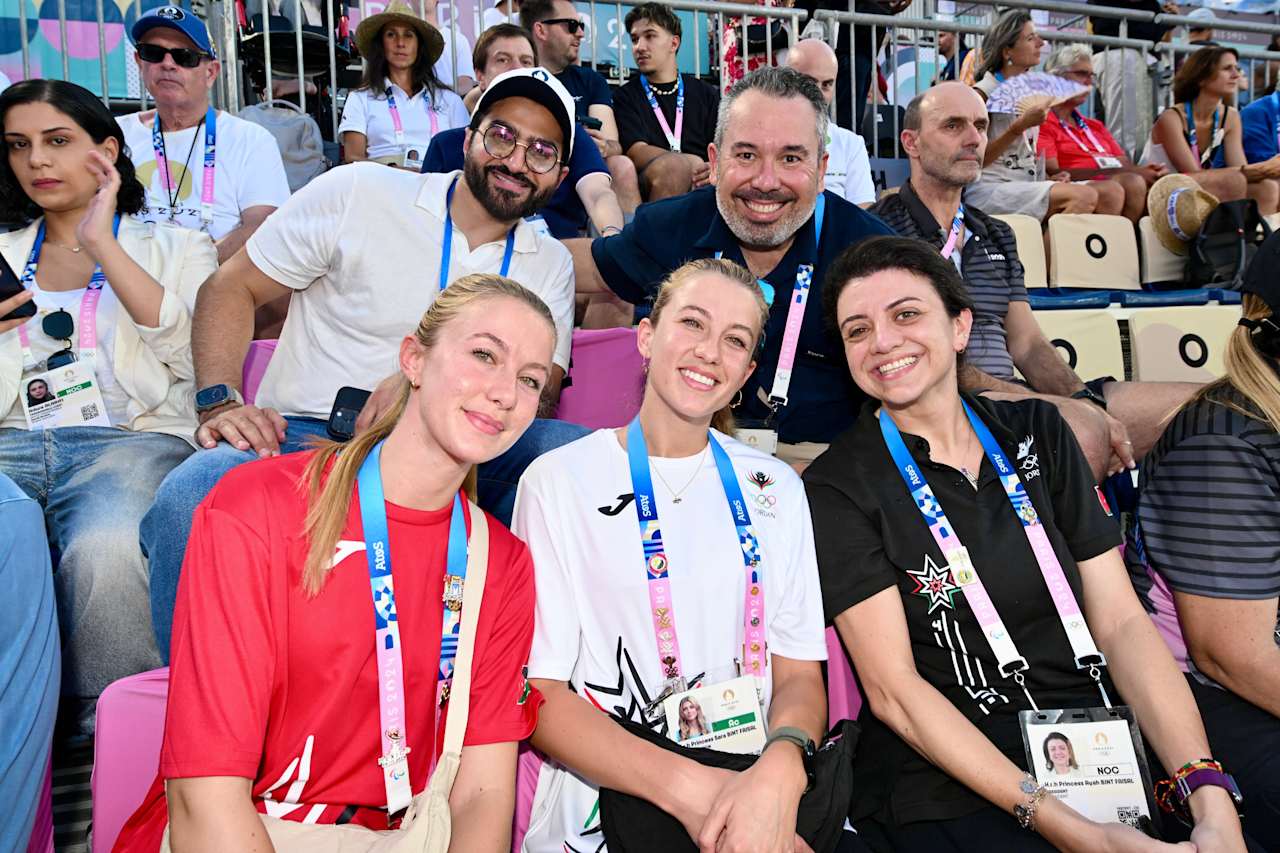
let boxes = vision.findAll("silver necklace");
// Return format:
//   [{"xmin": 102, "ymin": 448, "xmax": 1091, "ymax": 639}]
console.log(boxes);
[
  {"xmin": 45, "ymin": 239, "xmax": 83, "ymax": 254},
  {"xmin": 651, "ymin": 445, "xmax": 708, "ymax": 504},
  {"xmin": 959, "ymin": 428, "xmax": 980, "ymax": 490}
]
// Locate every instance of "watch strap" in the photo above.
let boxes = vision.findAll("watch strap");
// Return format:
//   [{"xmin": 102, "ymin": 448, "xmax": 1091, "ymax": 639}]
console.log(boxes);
[
  {"xmin": 195, "ymin": 384, "xmax": 244, "ymax": 413},
  {"xmin": 1177, "ymin": 767, "xmax": 1243, "ymax": 807},
  {"xmin": 765, "ymin": 726, "xmax": 815, "ymax": 755}
]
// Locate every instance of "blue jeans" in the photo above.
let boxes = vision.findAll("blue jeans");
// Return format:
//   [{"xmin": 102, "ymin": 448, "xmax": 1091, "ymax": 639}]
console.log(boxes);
[
  {"xmin": 142, "ymin": 417, "xmax": 591, "ymax": 662},
  {"xmin": 0, "ymin": 471, "xmax": 60, "ymax": 846},
  {"xmin": 0, "ymin": 427, "xmax": 192, "ymax": 736}
]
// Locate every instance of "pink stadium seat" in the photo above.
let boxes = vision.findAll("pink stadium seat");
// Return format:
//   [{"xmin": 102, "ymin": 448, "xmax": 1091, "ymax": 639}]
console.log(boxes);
[
  {"xmin": 91, "ymin": 668, "xmax": 169, "ymax": 853},
  {"xmin": 511, "ymin": 743, "xmax": 543, "ymax": 852},
  {"xmin": 554, "ymin": 328, "xmax": 645, "ymax": 429},
  {"xmin": 241, "ymin": 339, "xmax": 279, "ymax": 405},
  {"xmin": 26, "ymin": 757, "xmax": 52, "ymax": 853},
  {"xmin": 826, "ymin": 627, "xmax": 863, "ymax": 727}
]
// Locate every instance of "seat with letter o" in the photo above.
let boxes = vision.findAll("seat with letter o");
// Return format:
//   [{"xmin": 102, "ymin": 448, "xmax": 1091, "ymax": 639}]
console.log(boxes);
[
  {"xmin": 1128, "ymin": 305, "xmax": 1243, "ymax": 382},
  {"xmin": 1031, "ymin": 309, "xmax": 1126, "ymax": 382},
  {"xmin": 1048, "ymin": 214, "xmax": 1140, "ymax": 292}
]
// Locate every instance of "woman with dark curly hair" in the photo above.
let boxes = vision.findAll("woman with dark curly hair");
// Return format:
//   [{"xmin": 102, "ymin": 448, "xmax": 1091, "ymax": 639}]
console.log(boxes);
[
  {"xmin": 1144, "ymin": 45, "xmax": 1280, "ymax": 215},
  {"xmin": 0, "ymin": 78, "xmax": 217, "ymax": 738}
]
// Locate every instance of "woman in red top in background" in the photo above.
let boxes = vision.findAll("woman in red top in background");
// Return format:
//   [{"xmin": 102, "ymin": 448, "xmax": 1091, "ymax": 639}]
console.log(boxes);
[
  {"xmin": 1038, "ymin": 44, "xmax": 1166, "ymax": 223},
  {"xmin": 114, "ymin": 273, "xmax": 555, "ymax": 851}
]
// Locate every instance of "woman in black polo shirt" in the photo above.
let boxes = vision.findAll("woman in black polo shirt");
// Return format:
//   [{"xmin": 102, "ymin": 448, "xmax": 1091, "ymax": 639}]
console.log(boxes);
[
  {"xmin": 1125, "ymin": 239, "xmax": 1280, "ymax": 849},
  {"xmin": 804, "ymin": 236, "xmax": 1248, "ymax": 852}
]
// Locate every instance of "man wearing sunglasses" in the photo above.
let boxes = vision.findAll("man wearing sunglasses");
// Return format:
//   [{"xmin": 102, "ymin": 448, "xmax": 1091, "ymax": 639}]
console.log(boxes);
[
  {"xmin": 521, "ymin": 0, "xmax": 642, "ymax": 219},
  {"xmin": 140, "ymin": 67, "xmax": 582, "ymax": 662},
  {"xmin": 118, "ymin": 6, "xmax": 289, "ymax": 263}
]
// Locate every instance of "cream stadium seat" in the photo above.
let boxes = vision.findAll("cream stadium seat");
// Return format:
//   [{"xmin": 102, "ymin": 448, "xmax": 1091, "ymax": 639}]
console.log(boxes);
[
  {"xmin": 1129, "ymin": 304, "xmax": 1243, "ymax": 382},
  {"xmin": 993, "ymin": 213, "xmax": 1047, "ymax": 290},
  {"xmin": 1031, "ymin": 309, "xmax": 1126, "ymax": 382},
  {"xmin": 1138, "ymin": 216, "xmax": 1187, "ymax": 288},
  {"xmin": 1048, "ymin": 214, "xmax": 1140, "ymax": 291}
]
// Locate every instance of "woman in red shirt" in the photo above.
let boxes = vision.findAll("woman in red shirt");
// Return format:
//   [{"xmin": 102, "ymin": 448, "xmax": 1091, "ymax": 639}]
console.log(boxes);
[
  {"xmin": 115, "ymin": 273, "xmax": 555, "ymax": 851},
  {"xmin": 1038, "ymin": 44, "xmax": 1166, "ymax": 223}
]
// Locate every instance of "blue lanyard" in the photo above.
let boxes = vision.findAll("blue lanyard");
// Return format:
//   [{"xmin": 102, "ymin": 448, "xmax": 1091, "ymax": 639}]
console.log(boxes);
[
  {"xmin": 439, "ymin": 175, "xmax": 516, "ymax": 292},
  {"xmin": 1184, "ymin": 102, "xmax": 1219, "ymax": 165},
  {"xmin": 715, "ymin": 194, "xmax": 825, "ymax": 307},
  {"xmin": 22, "ymin": 215, "xmax": 121, "ymax": 291},
  {"xmin": 151, "ymin": 107, "xmax": 217, "ymax": 227},
  {"xmin": 625, "ymin": 419, "xmax": 768, "ymax": 682}
]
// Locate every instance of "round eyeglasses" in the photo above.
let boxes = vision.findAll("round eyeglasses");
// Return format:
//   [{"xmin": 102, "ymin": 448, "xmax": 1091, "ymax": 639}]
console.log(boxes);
[{"xmin": 480, "ymin": 123, "xmax": 561, "ymax": 174}]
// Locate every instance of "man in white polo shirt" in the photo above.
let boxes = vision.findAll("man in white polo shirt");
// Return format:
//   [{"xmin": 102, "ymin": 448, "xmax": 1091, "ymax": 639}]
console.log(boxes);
[
  {"xmin": 787, "ymin": 38, "xmax": 876, "ymax": 207},
  {"xmin": 118, "ymin": 5, "xmax": 290, "ymax": 262},
  {"xmin": 141, "ymin": 67, "xmax": 582, "ymax": 663}
]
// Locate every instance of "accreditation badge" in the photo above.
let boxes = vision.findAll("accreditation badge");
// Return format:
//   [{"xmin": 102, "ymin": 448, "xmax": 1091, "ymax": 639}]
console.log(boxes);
[
  {"xmin": 1092, "ymin": 155, "xmax": 1124, "ymax": 170},
  {"xmin": 1019, "ymin": 706, "xmax": 1159, "ymax": 832},
  {"xmin": 663, "ymin": 675, "xmax": 766, "ymax": 755},
  {"xmin": 401, "ymin": 145, "xmax": 427, "ymax": 169},
  {"xmin": 21, "ymin": 360, "xmax": 110, "ymax": 430},
  {"xmin": 735, "ymin": 428, "xmax": 778, "ymax": 457}
]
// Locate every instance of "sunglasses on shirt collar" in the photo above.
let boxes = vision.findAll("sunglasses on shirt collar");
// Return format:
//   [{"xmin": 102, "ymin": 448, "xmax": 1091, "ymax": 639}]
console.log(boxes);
[
  {"xmin": 136, "ymin": 43, "xmax": 212, "ymax": 68},
  {"xmin": 541, "ymin": 17, "xmax": 584, "ymax": 34}
]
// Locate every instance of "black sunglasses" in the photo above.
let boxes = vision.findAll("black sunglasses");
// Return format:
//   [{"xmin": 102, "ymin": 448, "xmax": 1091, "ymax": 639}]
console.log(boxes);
[
  {"xmin": 541, "ymin": 17, "xmax": 583, "ymax": 34},
  {"xmin": 136, "ymin": 43, "xmax": 211, "ymax": 68}
]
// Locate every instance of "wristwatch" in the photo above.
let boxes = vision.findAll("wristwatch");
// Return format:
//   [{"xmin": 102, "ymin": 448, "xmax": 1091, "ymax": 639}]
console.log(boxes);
[
  {"xmin": 195, "ymin": 383, "xmax": 244, "ymax": 414},
  {"xmin": 1071, "ymin": 386, "xmax": 1108, "ymax": 411},
  {"xmin": 764, "ymin": 726, "xmax": 817, "ymax": 793}
]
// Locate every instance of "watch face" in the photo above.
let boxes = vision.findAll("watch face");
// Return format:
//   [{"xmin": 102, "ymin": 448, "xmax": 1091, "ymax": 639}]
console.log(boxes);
[{"xmin": 196, "ymin": 385, "xmax": 228, "ymax": 409}]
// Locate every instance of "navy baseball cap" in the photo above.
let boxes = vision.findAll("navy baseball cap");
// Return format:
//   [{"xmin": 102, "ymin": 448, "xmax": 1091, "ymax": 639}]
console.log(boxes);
[{"xmin": 131, "ymin": 5, "xmax": 216, "ymax": 58}]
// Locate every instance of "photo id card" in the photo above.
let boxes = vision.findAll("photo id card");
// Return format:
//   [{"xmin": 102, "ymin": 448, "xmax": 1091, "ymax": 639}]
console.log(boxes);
[
  {"xmin": 21, "ymin": 360, "xmax": 110, "ymax": 430},
  {"xmin": 664, "ymin": 675, "xmax": 767, "ymax": 755},
  {"xmin": 401, "ymin": 146, "xmax": 427, "ymax": 168},
  {"xmin": 1020, "ymin": 706, "xmax": 1159, "ymax": 832},
  {"xmin": 1092, "ymin": 155, "xmax": 1124, "ymax": 170},
  {"xmin": 735, "ymin": 428, "xmax": 778, "ymax": 457}
]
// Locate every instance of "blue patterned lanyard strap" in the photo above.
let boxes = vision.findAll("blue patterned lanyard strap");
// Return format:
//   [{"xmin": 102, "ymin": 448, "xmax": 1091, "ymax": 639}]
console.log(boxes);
[
  {"xmin": 625, "ymin": 420, "xmax": 768, "ymax": 686},
  {"xmin": 438, "ymin": 175, "xmax": 516, "ymax": 291},
  {"xmin": 151, "ymin": 107, "xmax": 216, "ymax": 227},
  {"xmin": 356, "ymin": 440, "xmax": 468, "ymax": 815}
]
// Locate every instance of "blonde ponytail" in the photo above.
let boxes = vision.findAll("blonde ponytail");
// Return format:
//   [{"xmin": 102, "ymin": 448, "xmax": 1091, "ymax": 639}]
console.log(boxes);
[
  {"xmin": 1190, "ymin": 294, "xmax": 1280, "ymax": 434},
  {"xmin": 298, "ymin": 273, "xmax": 556, "ymax": 596}
]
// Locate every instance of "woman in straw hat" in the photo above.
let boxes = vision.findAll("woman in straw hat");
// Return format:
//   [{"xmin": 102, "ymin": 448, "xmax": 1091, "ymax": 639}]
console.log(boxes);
[
  {"xmin": 1124, "ymin": 229, "xmax": 1280, "ymax": 849},
  {"xmin": 113, "ymin": 274, "xmax": 555, "ymax": 851},
  {"xmin": 1144, "ymin": 45, "xmax": 1280, "ymax": 216},
  {"xmin": 1147, "ymin": 173, "xmax": 1221, "ymax": 256},
  {"xmin": 339, "ymin": 0, "xmax": 470, "ymax": 168}
]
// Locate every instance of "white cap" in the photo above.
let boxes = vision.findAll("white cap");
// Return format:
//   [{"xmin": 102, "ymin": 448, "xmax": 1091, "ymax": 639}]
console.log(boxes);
[
  {"xmin": 1187, "ymin": 7, "xmax": 1218, "ymax": 25},
  {"xmin": 470, "ymin": 66, "xmax": 576, "ymax": 161}
]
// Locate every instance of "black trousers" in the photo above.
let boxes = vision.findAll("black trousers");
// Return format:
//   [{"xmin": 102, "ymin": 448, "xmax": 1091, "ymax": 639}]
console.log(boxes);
[{"xmin": 853, "ymin": 806, "xmax": 1058, "ymax": 853}]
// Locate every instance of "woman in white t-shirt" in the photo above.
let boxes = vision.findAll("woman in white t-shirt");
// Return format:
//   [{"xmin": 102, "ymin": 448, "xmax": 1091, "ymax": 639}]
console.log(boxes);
[
  {"xmin": 0, "ymin": 80, "xmax": 217, "ymax": 737},
  {"xmin": 341, "ymin": 1, "xmax": 470, "ymax": 168},
  {"xmin": 513, "ymin": 258, "xmax": 834, "ymax": 853}
]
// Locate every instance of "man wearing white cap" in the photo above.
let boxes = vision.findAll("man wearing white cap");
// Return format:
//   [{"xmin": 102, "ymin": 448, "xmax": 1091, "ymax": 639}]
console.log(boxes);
[
  {"xmin": 119, "ymin": 5, "xmax": 290, "ymax": 262},
  {"xmin": 141, "ymin": 67, "xmax": 581, "ymax": 662}
]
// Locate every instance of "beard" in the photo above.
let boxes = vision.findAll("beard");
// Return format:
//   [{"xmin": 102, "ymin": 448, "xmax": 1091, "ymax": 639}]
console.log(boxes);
[
  {"xmin": 715, "ymin": 184, "xmax": 814, "ymax": 250},
  {"xmin": 463, "ymin": 158, "xmax": 556, "ymax": 222}
]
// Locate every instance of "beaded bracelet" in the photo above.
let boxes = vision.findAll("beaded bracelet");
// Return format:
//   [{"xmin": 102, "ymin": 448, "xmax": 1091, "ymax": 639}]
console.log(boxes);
[{"xmin": 1014, "ymin": 774, "xmax": 1050, "ymax": 830}]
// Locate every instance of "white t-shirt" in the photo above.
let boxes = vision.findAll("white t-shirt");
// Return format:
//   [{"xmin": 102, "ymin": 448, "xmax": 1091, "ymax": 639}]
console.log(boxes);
[
  {"xmin": 482, "ymin": 5, "xmax": 517, "ymax": 29},
  {"xmin": 338, "ymin": 81, "xmax": 471, "ymax": 160},
  {"xmin": 825, "ymin": 125, "xmax": 875, "ymax": 206},
  {"xmin": 246, "ymin": 166, "xmax": 574, "ymax": 419},
  {"xmin": 1, "ymin": 283, "xmax": 129, "ymax": 427},
  {"xmin": 435, "ymin": 29, "xmax": 475, "ymax": 88},
  {"xmin": 117, "ymin": 110, "xmax": 291, "ymax": 240},
  {"xmin": 513, "ymin": 428, "xmax": 828, "ymax": 853}
]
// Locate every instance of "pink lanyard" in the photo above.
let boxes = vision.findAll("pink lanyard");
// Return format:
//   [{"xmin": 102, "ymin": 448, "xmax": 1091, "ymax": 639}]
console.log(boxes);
[
  {"xmin": 1058, "ymin": 112, "xmax": 1108, "ymax": 155},
  {"xmin": 152, "ymin": 109, "xmax": 216, "ymax": 228},
  {"xmin": 386, "ymin": 85, "xmax": 440, "ymax": 147},
  {"xmin": 640, "ymin": 74, "xmax": 684, "ymax": 153},
  {"xmin": 940, "ymin": 204, "xmax": 965, "ymax": 260}
]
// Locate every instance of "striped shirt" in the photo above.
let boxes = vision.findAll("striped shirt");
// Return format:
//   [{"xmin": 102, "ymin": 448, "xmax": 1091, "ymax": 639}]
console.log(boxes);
[
  {"xmin": 872, "ymin": 182, "xmax": 1028, "ymax": 382},
  {"xmin": 1125, "ymin": 391, "xmax": 1280, "ymax": 688}
]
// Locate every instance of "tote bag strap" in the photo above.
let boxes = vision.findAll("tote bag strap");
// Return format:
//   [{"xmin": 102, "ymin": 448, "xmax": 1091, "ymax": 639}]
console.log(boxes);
[{"xmin": 439, "ymin": 501, "xmax": 489, "ymax": 758}]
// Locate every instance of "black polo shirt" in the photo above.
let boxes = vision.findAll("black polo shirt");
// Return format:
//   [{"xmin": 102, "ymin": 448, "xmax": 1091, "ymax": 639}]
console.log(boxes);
[
  {"xmin": 873, "ymin": 182, "xmax": 1027, "ymax": 383},
  {"xmin": 555, "ymin": 64, "xmax": 613, "ymax": 121},
  {"xmin": 804, "ymin": 394, "xmax": 1121, "ymax": 825},
  {"xmin": 591, "ymin": 186, "xmax": 896, "ymax": 444},
  {"xmin": 614, "ymin": 73, "xmax": 720, "ymax": 161}
]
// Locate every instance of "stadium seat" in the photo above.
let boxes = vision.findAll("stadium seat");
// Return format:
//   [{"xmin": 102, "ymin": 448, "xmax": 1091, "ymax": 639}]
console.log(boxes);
[
  {"xmin": 826, "ymin": 626, "xmax": 863, "ymax": 727},
  {"xmin": 1031, "ymin": 309, "xmax": 1126, "ymax": 381},
  {"xmin": 1129, "ymin": 304, "xmax": 1243, "ymax": 382},
  {"xmin": 242, "ymin": 339, "xmax": 279, "ymax": 405},
  {"xmin": 1138, "ymin": 216, "xmax": 1186, "ymax": 288},
  {"xmin": 554, "ymin": 328, "xmax": 644, "ymax": 429},
  {"xmin": 1048, "ymin": 214, "xmax": 1141, "ymax": 292},
  {"xmin": 992, "ymin": 213, "xmax": 1047, "ymax": 290},
  {"xmin": 91, "ymin": 668, "xmax": 169, "ymax": 853}
]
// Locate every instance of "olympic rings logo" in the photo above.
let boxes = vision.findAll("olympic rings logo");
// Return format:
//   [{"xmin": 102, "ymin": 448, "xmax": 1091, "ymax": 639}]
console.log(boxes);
[{"xmin": 753, "ymin": 494, "xmax": 777, "ymax": 508}]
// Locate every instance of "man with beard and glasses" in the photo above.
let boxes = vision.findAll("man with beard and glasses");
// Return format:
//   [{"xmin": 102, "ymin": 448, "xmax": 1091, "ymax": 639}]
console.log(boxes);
[
  {"xmin": 139, "ymin": 67, "xmax": 579, "ymax": 662},
  {"xmin": 567, "ymin": 66, "xmax": 895, "ymax": 469}
]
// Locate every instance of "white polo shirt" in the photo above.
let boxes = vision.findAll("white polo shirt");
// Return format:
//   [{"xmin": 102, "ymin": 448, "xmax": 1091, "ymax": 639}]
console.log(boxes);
[
  {"xmin": 246, "ymin": 165, "xmax": 575, "ymax": 419},
  {"xmin": 338, "ymin": 81, "xmax": 471, "ymax": 159},
  {"xmin": 825, "ymin": 125, "xmax": 875, "ymax": 206},
  {"xmin": 118, "ymin": 109, "xmax": 291, "ymax": 240}
]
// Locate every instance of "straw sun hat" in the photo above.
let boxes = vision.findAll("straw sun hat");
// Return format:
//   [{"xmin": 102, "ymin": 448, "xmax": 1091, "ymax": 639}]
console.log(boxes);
[
  {"xmin": 1147, "ymin": 174, "xmax": 1220, "ymax": 255},
  {"xmin": 355, "ymin": 0, "xmax": 444, "ymax": 65}
]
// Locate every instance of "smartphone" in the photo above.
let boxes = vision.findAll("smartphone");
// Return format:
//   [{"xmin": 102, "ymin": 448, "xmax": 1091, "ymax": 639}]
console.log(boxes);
[
  {"xmin": 0, "ymin": 251, "xmax": 34, "ymax": 322},
  {"xmin": 326, "ymin": 386, "xmax": 371, "ymax": 442},
  {"xmin": 580, "ymin": 115, "xmax": 603, "ymax": 131}
]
